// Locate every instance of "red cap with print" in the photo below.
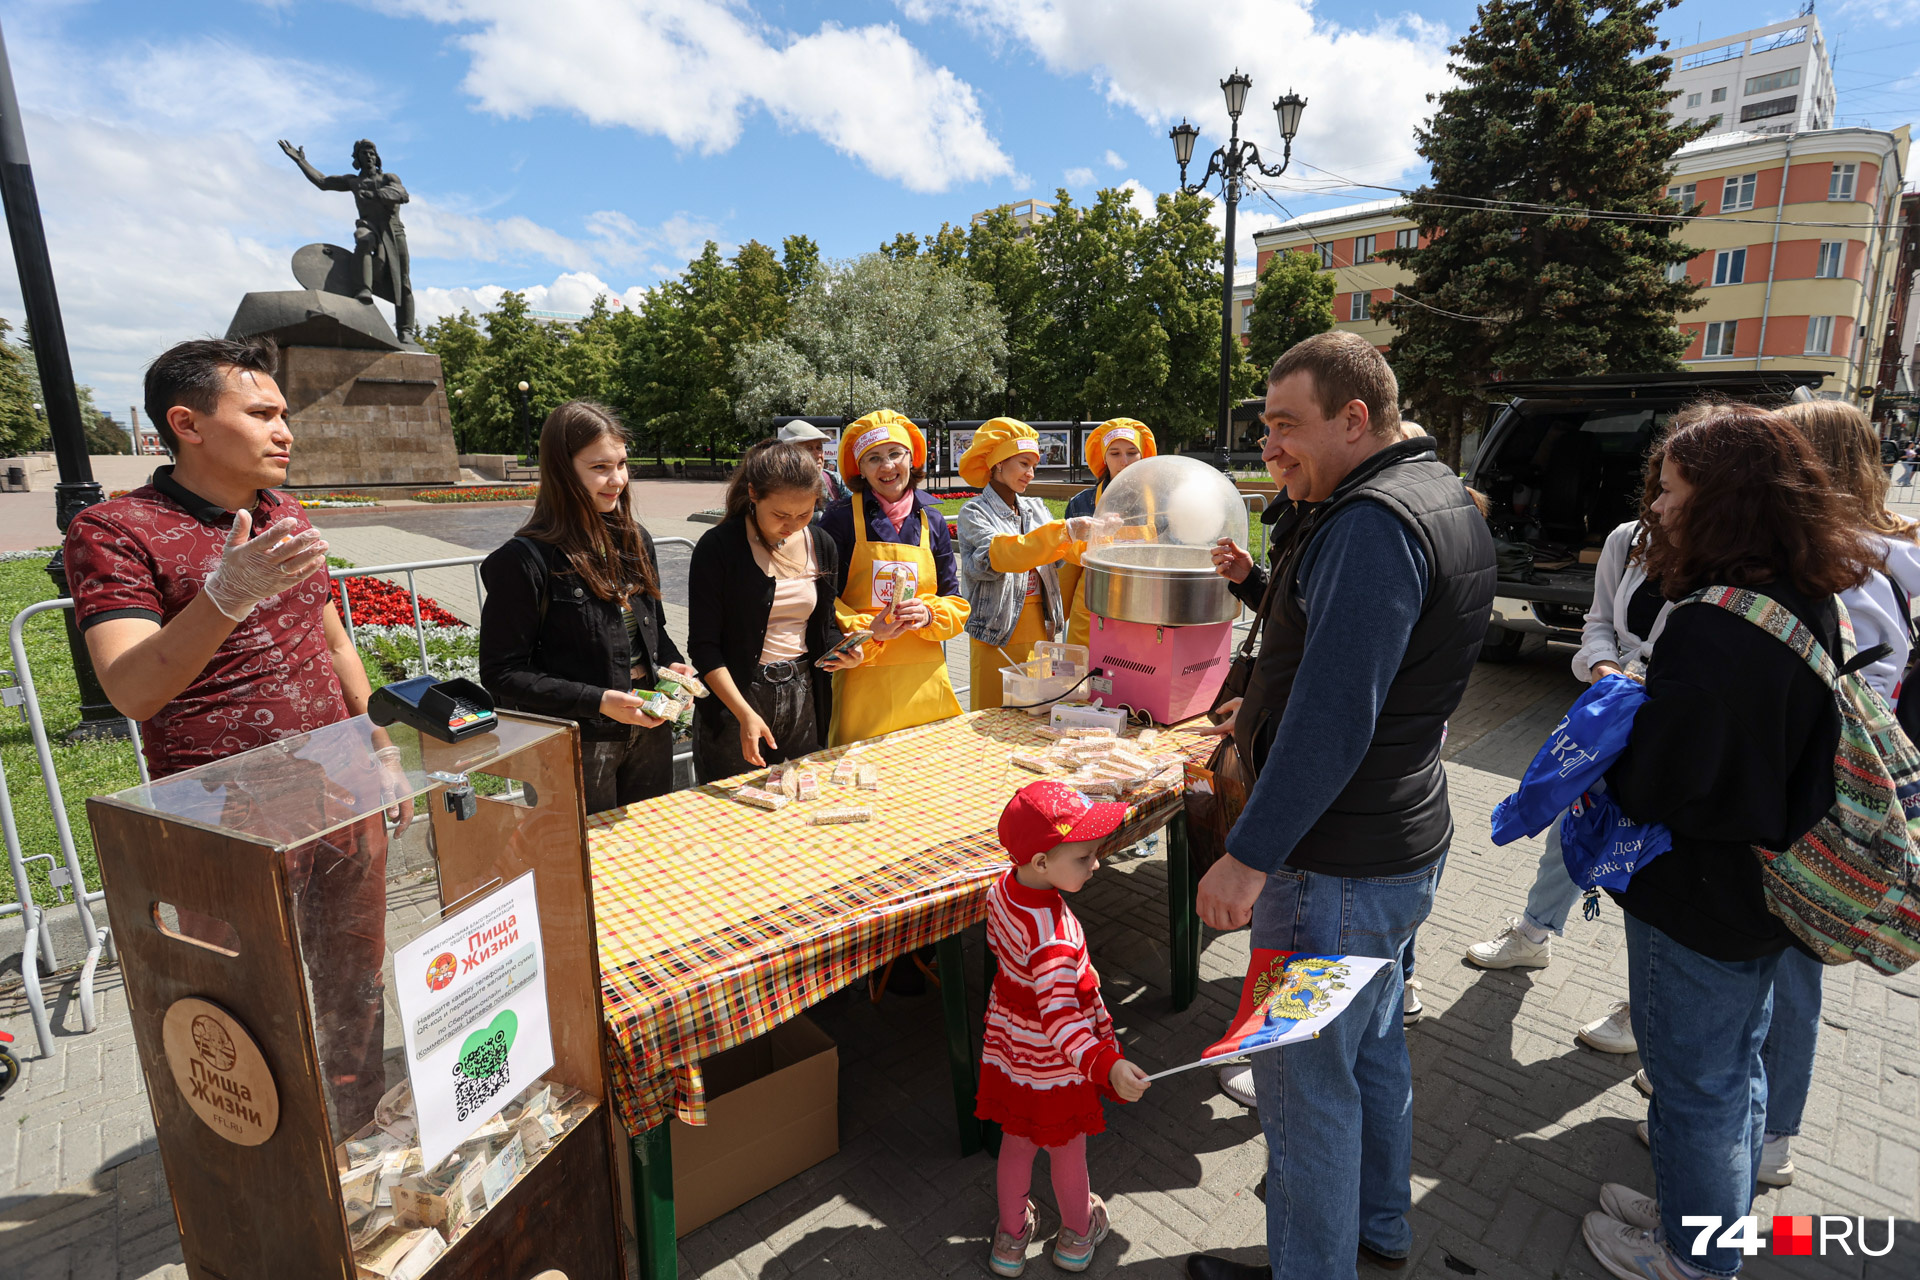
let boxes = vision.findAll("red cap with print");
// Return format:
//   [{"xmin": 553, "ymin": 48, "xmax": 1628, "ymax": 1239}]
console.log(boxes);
[{"xmin": 998, "ymin": 780, "xmax": 1130, "ymax": 865}]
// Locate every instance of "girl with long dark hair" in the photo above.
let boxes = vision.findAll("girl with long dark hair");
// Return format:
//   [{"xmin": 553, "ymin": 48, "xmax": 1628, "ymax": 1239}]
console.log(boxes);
[
  {"xmin": 478, "ymin": 401, "xmax": 692, "ymax": 812},
  {"xmin": 687, "ymin": 440, "xmax": 865, "ymax": 780},
  {"xmin": 1582, "ymin": 403, "xmax": 1876, "ymax": 1280}
]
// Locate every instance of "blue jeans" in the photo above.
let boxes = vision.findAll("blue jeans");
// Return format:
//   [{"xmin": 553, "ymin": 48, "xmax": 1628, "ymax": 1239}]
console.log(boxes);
[
  {"xmin": 1625, "ymin": 914, "xmax": 1781, "ymax": 1278},
  {"xmin": 1762, "ymin": 948, "xmax": 1823, "ymax": 1137},
  {"xmin": 1523, "ymin": 820, "xmax": 1584, "ymax": 936},
  {"xmin": 1251, "ymin": 854, "xmax": 1444, "ymax": 1280}
]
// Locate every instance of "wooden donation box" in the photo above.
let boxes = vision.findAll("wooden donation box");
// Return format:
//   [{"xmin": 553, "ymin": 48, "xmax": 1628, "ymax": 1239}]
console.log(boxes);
[{"xmin": 86, "ymin": 712, "xmax": 622, "ymax": 1280}]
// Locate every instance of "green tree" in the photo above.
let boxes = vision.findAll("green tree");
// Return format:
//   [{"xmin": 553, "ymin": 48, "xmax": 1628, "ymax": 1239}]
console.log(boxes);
[
  {"xmin": 0, "ymin": 318, "xmax": 41, "ymax": 454},
  {"xmin": 1381, "ymin": 0, "xmax": 1703, "ymax": 465},
  {"xmin": 781, "ymin": 235, "xmax": 822, "ymax": 299},
  {"xmin": 1246, "ymin": 247, "xmax": 1336, "ymax": 372},
  {"xmin": 958, "ymin": 209, "xmax": 1046, "ymax": 418},
  {"xmin": 879, "ymin": 232, "xmax": 922, "ymax": 260},
  {"xmin": 732, "ymin": 252, "xmax": 1007, "ymax": 426},
  {"xmin": 1126, "ymin": 189, "xmax": 1255, "ymax": 447},
  {"xmin": 1029, "ymin": 189, "xmax": 1141, "ymax": 421},
  {"xmin": 419, "ymin": 308, "xmax": 487, "ymax": 448},
  {"xmin": 459, "ymin": 291, "xmax": 567, "ymax": 454}
]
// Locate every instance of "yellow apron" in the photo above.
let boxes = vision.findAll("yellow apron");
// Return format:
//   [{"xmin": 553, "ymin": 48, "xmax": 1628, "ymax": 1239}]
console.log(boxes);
[{"xmin": 829, "ymin": 496, "xmax": 965, "ymax": 745}]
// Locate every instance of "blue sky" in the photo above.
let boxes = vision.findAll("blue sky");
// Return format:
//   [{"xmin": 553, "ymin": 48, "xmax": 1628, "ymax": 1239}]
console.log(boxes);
[{"xmin": 0, "ymin": 0, "xmax": 1913, "ymax": 419}]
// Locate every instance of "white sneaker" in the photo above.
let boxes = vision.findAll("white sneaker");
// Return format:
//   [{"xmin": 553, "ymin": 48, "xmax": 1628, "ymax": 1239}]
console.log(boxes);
[
  {"xmin": 1403, "ymin": 979, "xmax": 1423, "ymax": 1022},
  {"xmin": 1636, "ymin": 1119, "xmax": 1649, "ymax": 1148},
  {"xmin": 1759, "ymin": 1134, "xmax": 1795, "ymax": 1187},
  {"xmin": 1597, "ymin": 1183, "xmax": 1659, "ymax": 1232},
  {"xmin": 1632, "ymin": 1068, "xmax": 1653, "ymax": 1098},
  {"xmin": 1577, "ymin": 1001, "xmax": 1637, "ymax": 1054},
  {"xmin": 1218, "ymin": 1063, "xmax": 1256, "ymax": 1108},
  {"xmin": 1582, "ymin": 1212, "xmax": 1698, "ymax": 1280},
  {"xmin": 1464, "ymin": 917, "xmax": 1552, "ymax": 969}
]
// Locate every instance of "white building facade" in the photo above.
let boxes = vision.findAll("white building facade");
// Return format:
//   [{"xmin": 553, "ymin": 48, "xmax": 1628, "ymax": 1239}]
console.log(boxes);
[{"xmin": 1664, "ymin": 17, "xmax": 1835, "ymax": 141}]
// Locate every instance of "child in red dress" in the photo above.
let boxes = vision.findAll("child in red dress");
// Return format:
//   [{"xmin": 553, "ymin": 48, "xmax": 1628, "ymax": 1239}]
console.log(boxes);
[{"xmin": 979, "ymin": 781, "xmax": 1152, "ymax": 1276}]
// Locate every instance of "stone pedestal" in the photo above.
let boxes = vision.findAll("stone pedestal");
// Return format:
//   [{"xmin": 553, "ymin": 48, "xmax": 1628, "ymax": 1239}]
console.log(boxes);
[{"xmin": 277, "ymin": 346, "xmax": 458, "ymax": 488}]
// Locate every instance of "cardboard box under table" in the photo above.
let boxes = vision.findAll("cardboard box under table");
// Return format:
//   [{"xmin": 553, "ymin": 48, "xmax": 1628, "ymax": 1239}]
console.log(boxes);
[
  {"xmin": 85, "ymin": 712, "xmax": 623, "ymax": 1280},
  {"xmin": 588, "ymin": 707, "xmax": 1214, "ymax": 1280}
]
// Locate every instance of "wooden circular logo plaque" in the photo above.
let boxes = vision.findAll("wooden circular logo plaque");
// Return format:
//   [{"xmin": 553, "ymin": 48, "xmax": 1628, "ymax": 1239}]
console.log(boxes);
[{"xmin": 162, "ymin": 998, "xmax": 280, "ymax": 1146}]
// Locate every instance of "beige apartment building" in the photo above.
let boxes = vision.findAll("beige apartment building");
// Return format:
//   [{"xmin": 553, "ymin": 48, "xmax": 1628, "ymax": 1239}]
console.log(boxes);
[{"xmin": 1249, "ymin": 125, "xmax": 1912, "ymax": 406}]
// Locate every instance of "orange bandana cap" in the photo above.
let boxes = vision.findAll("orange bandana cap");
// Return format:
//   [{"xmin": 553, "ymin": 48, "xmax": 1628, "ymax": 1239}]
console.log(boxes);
[
  {"xmin": 839, "ymin": 409, "xmax": 927, "ymax": 479},
  {"xmin": 958, "ymin": 416, "xmax": 1043, "ymax": 488},
  {"xmin": 1085, "ymin": 418, "xmax": 1157, "ymax": 476}
]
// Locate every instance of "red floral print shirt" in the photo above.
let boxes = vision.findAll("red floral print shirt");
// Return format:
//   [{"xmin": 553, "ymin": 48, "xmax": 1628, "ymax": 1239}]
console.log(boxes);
[{"xmin": 62, "ymin": 466, "xmax": 348, "ymax": 778}]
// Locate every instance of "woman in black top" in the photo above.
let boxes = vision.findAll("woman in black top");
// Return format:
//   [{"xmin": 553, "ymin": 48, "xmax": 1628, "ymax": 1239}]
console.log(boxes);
[
  {"xmin": 479, "ymin": 401, "xmax": 692, "ymax": 812},
  {"xmin": 687, "ymin": 441, "xmax": 864, "ymax": 781},
  {"xmin": 1580, "ymin": 404, "xmax": 1873, "ymax": 1280}
]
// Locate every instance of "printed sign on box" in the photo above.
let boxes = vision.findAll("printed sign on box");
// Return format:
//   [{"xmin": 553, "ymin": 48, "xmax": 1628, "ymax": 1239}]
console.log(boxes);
[{"xmin": 393, "ymin": 871, "xmax": 554, "ymax": 1167}]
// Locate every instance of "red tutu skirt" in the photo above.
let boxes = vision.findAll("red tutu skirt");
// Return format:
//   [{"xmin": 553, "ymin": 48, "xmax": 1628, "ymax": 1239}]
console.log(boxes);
[{"xmin": 974, "ymin": 1059, "xmax": 1106, "ymax": 1147}]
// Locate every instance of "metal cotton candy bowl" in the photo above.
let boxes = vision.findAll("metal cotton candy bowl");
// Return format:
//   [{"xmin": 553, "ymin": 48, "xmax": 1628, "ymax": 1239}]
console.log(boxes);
[{"xmin": 1080, "ymin": 455, "xmax": 1248, "ymax": 627}]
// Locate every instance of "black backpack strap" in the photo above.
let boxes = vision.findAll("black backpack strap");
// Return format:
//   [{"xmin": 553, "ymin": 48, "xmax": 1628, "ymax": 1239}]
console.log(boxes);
[{"xmin": 512, "ymin": 536, "xmax": 551, "ymax": 634}]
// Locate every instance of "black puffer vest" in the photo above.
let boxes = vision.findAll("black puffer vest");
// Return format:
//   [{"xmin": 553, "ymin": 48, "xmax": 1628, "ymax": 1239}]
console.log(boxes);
[{"xmin": 1233, "ymin": 436, "xmax": 1497, "ymax": 877}]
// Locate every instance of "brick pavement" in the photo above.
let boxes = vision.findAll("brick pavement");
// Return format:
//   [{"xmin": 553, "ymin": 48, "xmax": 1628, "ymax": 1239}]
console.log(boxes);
[{"xmin": 4, "ymin": 643, "xmax": 1918, "ymax": 1279}]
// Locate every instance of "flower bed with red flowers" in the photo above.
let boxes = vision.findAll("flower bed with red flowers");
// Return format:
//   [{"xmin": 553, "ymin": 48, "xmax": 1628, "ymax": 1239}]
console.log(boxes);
[
  {"xmin": 330, "ymin": 575, "xmax": 465, "ymax": 627},
  {"xmin": 413, "ymin": 485, "xmax": 536, "ymax": 504}
]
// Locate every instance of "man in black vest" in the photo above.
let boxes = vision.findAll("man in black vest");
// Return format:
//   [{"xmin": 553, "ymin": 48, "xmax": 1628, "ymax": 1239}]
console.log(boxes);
[{"xmin": 1189, "ymin": 333, "xmax": 1495, "ymax": 1280}]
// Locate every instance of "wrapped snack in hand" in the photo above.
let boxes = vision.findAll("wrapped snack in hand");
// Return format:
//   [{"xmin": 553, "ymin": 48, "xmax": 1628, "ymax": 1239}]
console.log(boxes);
[{"xmin": 656, "ymin": 669, "xmax": 709, "ymax": 699}]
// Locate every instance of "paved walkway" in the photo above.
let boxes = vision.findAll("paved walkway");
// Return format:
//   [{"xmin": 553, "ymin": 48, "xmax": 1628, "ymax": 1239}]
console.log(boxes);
[{"xmin": 4, "ymin": 635, "xmax": 1916, "ymax": 1278}]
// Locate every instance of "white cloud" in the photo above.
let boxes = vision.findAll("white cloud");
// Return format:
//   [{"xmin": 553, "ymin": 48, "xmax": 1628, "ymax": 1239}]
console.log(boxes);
[
  {"xmin": 0, "ymin": 29, "xmax": 711, "ymax": 414},
  {"xmin": 1104, "ymin": 148, "xmax": 1126, "ymax": 169},
  {"xmin": 900, "ymin": 0, "xmax": 1451, "ymax": 187},
  {"xmin": 1064, "ymin": 166, "xmax": 1097, "ymax": 186},
  {"xmin": 415, "ymin": 271, "xmax": 647, "ymax": 326},
  {"xmin": 1116, "ymin": 178, "xmax": 1155, "ymax": 219},
  {"xmin": 387, "ymin": 0, "xmax": 1014, "ymax": 193}
]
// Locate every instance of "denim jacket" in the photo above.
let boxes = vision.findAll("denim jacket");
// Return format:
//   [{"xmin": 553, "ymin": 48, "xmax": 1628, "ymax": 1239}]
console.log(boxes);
[{"xmin": 958, "ymin": 485, "xmax": 1065, "ymax": 648}]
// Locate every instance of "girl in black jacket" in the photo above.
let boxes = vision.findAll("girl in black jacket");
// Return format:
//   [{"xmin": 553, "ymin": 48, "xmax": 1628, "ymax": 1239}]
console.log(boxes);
[
  {"xmin": 478, "ymin": 401, "xmax": 693, "ymax": 812},
  {"xmin": 1581, "ymin": 404, "xmax": 1875, "ymax": 1280},
  {"xmin": 687, "ymin": 441, "xmax": 865, "ymax": 781}
]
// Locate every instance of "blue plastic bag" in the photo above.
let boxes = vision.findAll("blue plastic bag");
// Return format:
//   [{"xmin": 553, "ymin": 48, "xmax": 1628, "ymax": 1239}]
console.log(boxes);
[
  {"xmin": 1559, "ymin": 783, "xmax": 1673, "ymax": 892},
  {"xmin": 1490, "ymin": 675, "xmax": 1649, "ymax": 844}
]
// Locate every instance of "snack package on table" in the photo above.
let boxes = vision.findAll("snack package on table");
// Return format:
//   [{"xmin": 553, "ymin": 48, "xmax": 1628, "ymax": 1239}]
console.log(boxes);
[
  {"xmin": 809, "ymin": 806, "xmax": 873, "ymax": 824},
  {"xmin": 733, "ymin": 785, "xmax": 789, "ymax": 811},
  {"xmin": 1009, "ymin": 751, "xmax": 1054, "ymax": 774},
  {"xmin": 854, "ymin": 762, "xmax": 880, "ymax": 791}
]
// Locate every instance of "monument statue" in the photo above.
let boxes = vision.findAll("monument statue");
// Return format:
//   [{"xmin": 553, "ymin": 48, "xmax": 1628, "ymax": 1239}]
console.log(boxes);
[{"xmin": 278, "ymin": 138, "xmax": 416, "ymax": 341}]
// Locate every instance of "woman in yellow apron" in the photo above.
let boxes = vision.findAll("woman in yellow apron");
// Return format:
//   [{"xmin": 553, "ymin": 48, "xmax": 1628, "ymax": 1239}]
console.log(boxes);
[
  {"xmin": 956, "ymin": 418, "xmax": 1104, "ymax": 710},
  {"xmin": 820, "ymin": 409, "xmax": 970, "ymax": 745},
  {"xmin": 1058, "ymin": 417, "xmax": 1157, "ymax": 649}
]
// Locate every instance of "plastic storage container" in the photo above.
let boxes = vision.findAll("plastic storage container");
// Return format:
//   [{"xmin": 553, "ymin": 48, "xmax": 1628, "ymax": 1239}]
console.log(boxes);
[{"xmin": 999, "ymin": 641, "xmax": 1091, "ymax": 710}]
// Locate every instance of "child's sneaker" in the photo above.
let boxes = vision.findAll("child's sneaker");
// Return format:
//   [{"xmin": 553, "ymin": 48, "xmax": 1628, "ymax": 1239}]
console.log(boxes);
[
  {"xmin": 990, "ymin": 1200, "xmax": 1036, "ymax": 1276},
  {"xmin": 1050, "ymin": 1194, "xmax": 1111, "ymax": 1272}
]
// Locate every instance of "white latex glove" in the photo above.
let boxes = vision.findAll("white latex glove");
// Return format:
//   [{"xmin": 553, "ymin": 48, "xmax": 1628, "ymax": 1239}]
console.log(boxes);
[
  {"xmin": 203, "ymin": 512, "xmax": 329, "ymax": 622},
  {"xmin": 374, "ymin": 745, "xmax": 416, "ymax": 827},
  {"xmin": 1067, "ymin": 514, "xmax": 1120, "ymax": 544}
]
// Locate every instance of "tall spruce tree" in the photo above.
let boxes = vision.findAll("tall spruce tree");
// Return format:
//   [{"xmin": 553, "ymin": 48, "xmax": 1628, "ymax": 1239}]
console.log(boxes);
[{"xmin": 1381, "ymin": 0, "xmax": 1703, "ymax": 465}]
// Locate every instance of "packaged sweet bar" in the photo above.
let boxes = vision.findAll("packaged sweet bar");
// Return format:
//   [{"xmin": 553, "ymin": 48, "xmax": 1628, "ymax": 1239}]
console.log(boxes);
[
  {"xmin": 855, "ymin": 763, "xmax": 880, "ymax": 791},
  {"xmin": 733, "ymin": 785, "xmax": 789, "ymax": 811},
  {"xmin": 809, "ymin": 807, "xmax": 873, "ymax": 824},
  {"xmin": 655, "ymin": 670, "xmax": 710, "ymax": 699},
  {"xmin": 794, "ymin": 771, "xmax": 820, "ymax": 801},
  {"xmin": 831, "ymin": 755, "xmax": 860, "ymax": 786},
  {"xmin": 1009, "ymin": 751, "xmax": 1054, "ymax": 774},
  {"xmin": 1135, "ymin": 727, "xmax": 1160, "ymax": 748}
]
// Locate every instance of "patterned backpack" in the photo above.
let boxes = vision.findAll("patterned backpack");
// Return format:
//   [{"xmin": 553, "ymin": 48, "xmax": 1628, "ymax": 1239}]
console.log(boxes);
[{"xmin": 1690, "ymin": 587, "xmax": 1920, "ymax": 974}]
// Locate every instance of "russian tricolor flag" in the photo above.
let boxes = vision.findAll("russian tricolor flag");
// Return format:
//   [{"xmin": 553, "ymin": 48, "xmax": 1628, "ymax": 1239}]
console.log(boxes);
[{"xmin": 1148, "ymin": 949, "xmax": 1394, "ymax": 1080}]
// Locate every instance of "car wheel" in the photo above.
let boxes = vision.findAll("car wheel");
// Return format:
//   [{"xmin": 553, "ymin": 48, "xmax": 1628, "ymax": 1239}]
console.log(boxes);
[{"xmin": 1479, "ymin": 625, "xmax": 1525, "ymax": 663}]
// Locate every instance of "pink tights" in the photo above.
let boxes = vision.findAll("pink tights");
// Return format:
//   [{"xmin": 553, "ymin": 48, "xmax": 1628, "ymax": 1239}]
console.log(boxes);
[{"xmin": 996, "ymin": 1132, "xmax": 1090, "ymax": 1237}]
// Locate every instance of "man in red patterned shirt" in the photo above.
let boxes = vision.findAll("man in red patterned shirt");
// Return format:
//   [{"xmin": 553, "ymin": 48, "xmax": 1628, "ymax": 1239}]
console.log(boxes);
[{"xmin": 64, "ymin": 336, "xmax": 405, "ymax": 1134}]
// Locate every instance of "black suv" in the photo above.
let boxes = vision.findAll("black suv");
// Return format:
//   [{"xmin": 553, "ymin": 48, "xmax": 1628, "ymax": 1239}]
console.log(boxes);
[{"xmin": 1464, "ymin": 368, "xmax": 1827, "ymax": 660}]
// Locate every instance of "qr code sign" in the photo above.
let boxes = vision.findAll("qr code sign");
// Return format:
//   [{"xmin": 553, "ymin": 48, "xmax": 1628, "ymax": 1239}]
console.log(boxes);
[{"xmin": 453, "ymin": 1028, "xmax": 512, "ymax": 1122}]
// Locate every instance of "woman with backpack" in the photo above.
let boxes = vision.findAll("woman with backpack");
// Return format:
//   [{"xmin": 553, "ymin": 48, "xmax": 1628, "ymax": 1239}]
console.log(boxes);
[
  {"xmin": 1580, "ymin": 403, "xmax": 1876, "ymax": 1280},
  {"xmin": 479, "ymin": 400, "xmax": 693, "ymax": 813}
]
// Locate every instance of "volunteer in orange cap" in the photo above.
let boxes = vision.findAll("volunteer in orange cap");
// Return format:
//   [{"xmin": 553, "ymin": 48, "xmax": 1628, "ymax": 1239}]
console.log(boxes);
[
  {"xmin": 819, "ymin": 408, "xmax": 970, "ymax": 744},
  {"xmin": 1059, "ymin": 418, "xmax": 1157, "ymax": 648},
  {"xmin": 957, "ymin": 418, "xmax": 1108, "ymax": 710}
]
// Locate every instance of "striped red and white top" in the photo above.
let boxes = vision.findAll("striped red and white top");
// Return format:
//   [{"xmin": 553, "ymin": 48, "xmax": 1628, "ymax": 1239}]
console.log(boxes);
[{"xmin": 981, "ymin": 870, "xmax": 1121, "ymax": 1105}]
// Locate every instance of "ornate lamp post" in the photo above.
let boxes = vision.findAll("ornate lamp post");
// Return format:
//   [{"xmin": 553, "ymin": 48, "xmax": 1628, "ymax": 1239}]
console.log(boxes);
[
  {"xmin": 516, "ymin": 380, "xmax": 532, "ymax": 461},
  {"xmin": 1171, "ymin": 72, "xmax": 1306, "ymax": 474}
]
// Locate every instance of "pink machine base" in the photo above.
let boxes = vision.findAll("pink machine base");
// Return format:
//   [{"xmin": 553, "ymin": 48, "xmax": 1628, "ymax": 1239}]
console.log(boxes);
[{"xmin": 1087, "ymin": 615, "xmax": 1234, "ymax": 725}]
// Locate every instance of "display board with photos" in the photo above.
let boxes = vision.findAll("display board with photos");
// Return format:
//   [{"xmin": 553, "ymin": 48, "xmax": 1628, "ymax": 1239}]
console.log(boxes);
[{"xmin": 87, "ymin": 712, "xmax": 620, "ymax": 1280}]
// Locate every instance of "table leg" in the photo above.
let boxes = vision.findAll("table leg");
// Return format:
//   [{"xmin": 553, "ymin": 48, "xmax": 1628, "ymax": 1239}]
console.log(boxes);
[
  {"xmin": 1166, "ymin": 812, "xmax": 1199, "ymax": 1011},
  {"xmin": 631, "ymin": 1124, "xmax": 677, "ymax": 1280},
  {"xmin": 935, "ymin": 932, "xmax": 985, "ymax": 1157}
]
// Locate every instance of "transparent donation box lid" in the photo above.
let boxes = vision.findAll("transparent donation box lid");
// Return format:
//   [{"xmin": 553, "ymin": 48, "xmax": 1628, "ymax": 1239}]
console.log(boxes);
[
  {"xmin": 1084, "ymin": 454, "xmax": 1250, "ymax": 575},
  {"xmin": 99, "ymin": 714, "xmax": 602, "ymax": 1273}
]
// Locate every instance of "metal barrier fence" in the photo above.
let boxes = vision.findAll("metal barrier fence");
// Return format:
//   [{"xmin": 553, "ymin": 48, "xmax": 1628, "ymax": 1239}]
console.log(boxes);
[{"xmin": 2, "ymin": 540, "xmax": 695, "ymax": 1056}]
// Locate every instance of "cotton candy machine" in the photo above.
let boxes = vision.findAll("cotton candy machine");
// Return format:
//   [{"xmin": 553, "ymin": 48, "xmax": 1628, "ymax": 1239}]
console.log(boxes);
[{"xmin": 1079, "ymin": 456, "xmax": 1248, "ymax": 724}]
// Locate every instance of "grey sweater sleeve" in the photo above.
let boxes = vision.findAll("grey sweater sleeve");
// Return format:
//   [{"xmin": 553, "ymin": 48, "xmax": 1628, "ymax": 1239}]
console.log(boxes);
[{"xmin": 1225, "ymin": 501, "xmax": 1429, "ymax": 873}]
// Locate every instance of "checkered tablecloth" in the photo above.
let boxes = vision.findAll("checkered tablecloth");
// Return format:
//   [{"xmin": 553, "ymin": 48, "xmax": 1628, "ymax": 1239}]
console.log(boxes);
[{"xmin": 589, "ymin": 708, "xmax": 1216, "ymax": 1135}]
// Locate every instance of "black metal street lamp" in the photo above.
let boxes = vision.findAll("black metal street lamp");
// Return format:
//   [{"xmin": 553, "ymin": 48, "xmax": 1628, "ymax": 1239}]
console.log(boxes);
[
  {"xmin": 1172, "ymin": 72, "xmax": 1306, "ymax": 475},
  {"xmin": 515, "ymin": 380, "xmax": 532, "ymax": 462},
  {"xmin": 0, "ymin": 20, "xmax": 121, "ymax": 737}
]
